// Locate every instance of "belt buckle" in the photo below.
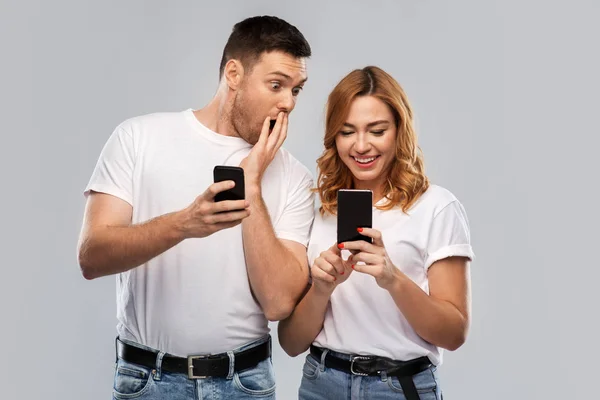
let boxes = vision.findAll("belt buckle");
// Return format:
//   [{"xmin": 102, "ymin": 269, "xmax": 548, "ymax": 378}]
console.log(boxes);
[
  {"xmin": 349, "ymin": 355, "xmax": 370, "ymax": 376},
  {"xmin": 187, "ymin": 354, "xmax": 209, "ymax": 379}
]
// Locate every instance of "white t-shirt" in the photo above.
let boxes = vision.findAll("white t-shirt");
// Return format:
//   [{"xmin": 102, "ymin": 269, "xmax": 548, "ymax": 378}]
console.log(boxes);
[
  {"xmin": 84, "ymin": 109, "xmax": 315, "ymax": 356},
  {"xmin": 308, "ymin": 185, "xmax": 474, "ymax": 365}
]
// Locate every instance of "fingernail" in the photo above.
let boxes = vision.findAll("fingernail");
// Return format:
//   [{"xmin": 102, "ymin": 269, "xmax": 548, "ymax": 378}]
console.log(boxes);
[
  {"xmin": 334, "ymin": 277, "xmax": 337, "ymax": 281},
  {"xmin": 340, "ymin": 271, "xmax": 344, "ymax": 275},
  {"xmin": 351, "ymin": 265, "xmax": 355, "ymax": 269},
  {"xmin": 338, "ymin": 243, "xmax": 344, "ymax": 249},
  {"xmin": 357, "ymin": 228, "xmax": 363, "ymax": 232}
]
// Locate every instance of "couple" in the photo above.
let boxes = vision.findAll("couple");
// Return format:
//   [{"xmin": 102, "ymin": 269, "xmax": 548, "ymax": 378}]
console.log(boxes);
[{"xmin": 77, "ymin": 15, "xmax": 473, "ymax": 400}]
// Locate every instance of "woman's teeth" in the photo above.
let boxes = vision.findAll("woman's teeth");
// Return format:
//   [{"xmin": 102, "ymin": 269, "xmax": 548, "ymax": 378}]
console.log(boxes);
[{"xmin": 353, "ymin": 156, "xmax": 377, "ymax": 164}]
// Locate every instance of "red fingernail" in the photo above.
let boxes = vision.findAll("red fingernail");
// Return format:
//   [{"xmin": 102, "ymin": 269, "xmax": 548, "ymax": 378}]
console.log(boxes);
[
  {"xmin": 338, "ymin": 243, "xmax": 344, "ymax": 249},
  {"xmin": 351, "ymin": 265, "xmax": 355, "ymax": 269},
  {"xmin": 334, "ymin": 277, "xmax": 337, "ymax": 281},
  {"xmin": 357, "ymin": 228, "xmax": 363, "ymax": 232},
  {"xmin": 340, "ymin": 271, "xmax": 344, "ymax": 275}
]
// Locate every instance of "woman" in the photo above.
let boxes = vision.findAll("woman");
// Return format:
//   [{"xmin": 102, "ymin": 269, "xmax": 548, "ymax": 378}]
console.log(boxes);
[{"xmin": 278, "ymin": 66, "xmax": 474, "ymax": 400}]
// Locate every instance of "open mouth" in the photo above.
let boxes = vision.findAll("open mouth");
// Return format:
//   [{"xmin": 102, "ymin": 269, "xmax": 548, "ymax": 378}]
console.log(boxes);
[
  {"xmin": 352, "ymin": 155, "xmax": 380, "ymax": 168},
  {"xmin": 269, "ymin": 119, "xmax": 277, "ymax": 133}
]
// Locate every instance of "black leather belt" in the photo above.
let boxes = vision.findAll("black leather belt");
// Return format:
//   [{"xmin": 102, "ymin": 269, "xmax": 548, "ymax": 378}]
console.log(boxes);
[
  {"xmin": 116, "ymin": 336, "xmax": 271, "ymax": 379},
  {"xmin": 310, "ymin": 345, "xmax": 432, "ymax": 400}
]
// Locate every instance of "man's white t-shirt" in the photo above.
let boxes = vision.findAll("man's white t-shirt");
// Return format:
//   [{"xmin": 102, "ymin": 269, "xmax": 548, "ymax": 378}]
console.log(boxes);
[
  {"xmin": 308, "ymin": 185, "xmax": 474, "ymax": 365},
  {"xmin": 84, "ymin": 109, "xmax": 315, "ymax": 357}
]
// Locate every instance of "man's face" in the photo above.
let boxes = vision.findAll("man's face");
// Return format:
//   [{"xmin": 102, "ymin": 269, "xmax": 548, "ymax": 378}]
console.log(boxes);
[{"xmin": 231, "ymin": 51, "xmax": 308, "ymax": 144}]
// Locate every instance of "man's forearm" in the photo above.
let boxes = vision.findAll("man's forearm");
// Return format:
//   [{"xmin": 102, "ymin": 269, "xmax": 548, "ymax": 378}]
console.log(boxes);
[
  {"xmin": 242, "ymin": 187, "xmax": 308, "ymax": 321},
  {"xmin": 78, "ymin": 211, "xmax": 185, "ymax": 280}
]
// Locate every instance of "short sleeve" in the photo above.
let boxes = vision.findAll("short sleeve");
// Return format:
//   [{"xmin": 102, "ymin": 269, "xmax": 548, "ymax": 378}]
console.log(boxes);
[
  {"xmin": 424, "ymin": 200, "xmax": 474, "ymax": 270},
  {"xmin": 83, "ymin": 124, "xmax": 135, "ymax": 205},
  {"xmin": 273, "ymin": 170, "xmax": 315, "ymax": 247}
]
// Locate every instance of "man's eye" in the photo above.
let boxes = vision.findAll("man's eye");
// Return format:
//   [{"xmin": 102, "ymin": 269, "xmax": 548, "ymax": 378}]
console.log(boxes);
[
  {"xmin": 292, "ymin": 87, "xmax": 303, "ymax": 96},
  {"xmin": 271, "ymin": 82, "xmax": 281, "ymax": 90}
]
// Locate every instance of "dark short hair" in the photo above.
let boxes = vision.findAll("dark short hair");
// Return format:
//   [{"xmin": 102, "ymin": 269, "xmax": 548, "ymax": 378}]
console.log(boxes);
[{"xmin": 219, "ymin": 16, "xmax": 311, "ymax": 79}]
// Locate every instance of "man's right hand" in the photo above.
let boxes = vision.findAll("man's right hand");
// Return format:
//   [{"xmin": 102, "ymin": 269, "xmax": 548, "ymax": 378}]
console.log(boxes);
[
  {"xmin": 178, "ymin": 180, "xmax": 251, "ymax": 238},
  {"xmin": 311, "ymin": 243, "xmax": 353, "ymax": 297}
]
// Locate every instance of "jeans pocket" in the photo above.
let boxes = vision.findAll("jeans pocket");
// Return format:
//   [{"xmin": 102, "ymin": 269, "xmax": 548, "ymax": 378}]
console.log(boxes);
[
  {"xmin": 233, "ymin": 358, "xmax": 276, "ymax": 397},
  {"xmin": 387, "ymin": 367, "xmax": 439, "ymax": 399},
  {"xmin": 301, "ymin": 354, "xmax": 320, "ymax": 380},
  {"xmin": 113, "ymin": 360, "xmax": 154, "ymax": 399}
]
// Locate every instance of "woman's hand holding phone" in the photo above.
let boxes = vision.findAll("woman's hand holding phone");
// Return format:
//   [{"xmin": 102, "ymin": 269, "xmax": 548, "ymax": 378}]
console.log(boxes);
[
  {"xmin": 339, "ymin": 227, "xmax": 402, "ymax": 291},
  {"xmin": 311, "ymin": 243, "xmax": 354, "ymax": 296}
]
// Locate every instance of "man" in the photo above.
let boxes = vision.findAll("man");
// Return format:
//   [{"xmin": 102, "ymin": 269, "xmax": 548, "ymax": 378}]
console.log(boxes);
[{"xmin": 77, "ymin": 16, "xmax": 314, "ymax": 399}]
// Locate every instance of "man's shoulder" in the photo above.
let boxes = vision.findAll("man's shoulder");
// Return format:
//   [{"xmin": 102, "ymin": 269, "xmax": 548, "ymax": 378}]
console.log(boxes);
[
  {"xmin": 115, "ymin": 110, "xmax": 187, "ymax": 134},
  {"xmin": 276, "ymin": 146, "xmax": 313, "ymax": 181}
]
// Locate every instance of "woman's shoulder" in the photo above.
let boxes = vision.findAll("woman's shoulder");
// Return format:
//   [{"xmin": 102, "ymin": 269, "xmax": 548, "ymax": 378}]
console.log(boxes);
[{"xmin": 407, "ymin": 184, "xmax": 462, "ymax": 216}]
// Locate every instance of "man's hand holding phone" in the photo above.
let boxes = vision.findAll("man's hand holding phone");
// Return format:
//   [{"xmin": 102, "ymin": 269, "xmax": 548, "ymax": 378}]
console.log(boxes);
[{"xmin": 178, "ymin": 179, "xmax": 250, "ymax": 239}]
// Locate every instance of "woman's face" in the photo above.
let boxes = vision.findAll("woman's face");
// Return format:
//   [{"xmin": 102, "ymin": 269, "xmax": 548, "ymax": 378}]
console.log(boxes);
[{"xmin": 335, "ymin": 95, "xmax": 397, "ymax": 194}]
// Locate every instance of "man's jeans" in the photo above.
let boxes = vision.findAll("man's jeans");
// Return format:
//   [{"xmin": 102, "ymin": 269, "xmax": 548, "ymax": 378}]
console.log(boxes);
[{"xmin": 112, "ymin": 335, "xmax": 275, "ymax": 400}]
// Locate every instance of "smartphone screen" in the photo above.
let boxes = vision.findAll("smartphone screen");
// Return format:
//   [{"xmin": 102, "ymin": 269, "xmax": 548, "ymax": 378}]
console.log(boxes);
[
  {"xmin": 337, "ymin": 189, "xmax": 373, "ymax": 244},
  {"xmin": 213, "ymin": 166, "xmax": 245, "ymax": 202}
]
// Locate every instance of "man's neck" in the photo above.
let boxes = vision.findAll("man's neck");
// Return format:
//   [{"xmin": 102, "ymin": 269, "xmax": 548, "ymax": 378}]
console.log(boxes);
[{"xmin": 192, "ymin": 90, "xmax": 240, "ymax": 138}]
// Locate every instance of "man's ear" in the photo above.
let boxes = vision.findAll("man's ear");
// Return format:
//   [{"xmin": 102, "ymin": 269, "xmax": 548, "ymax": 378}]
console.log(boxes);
[{"xmin": 223, "ymin": 59, "xmax": 244, "ymax": 90}]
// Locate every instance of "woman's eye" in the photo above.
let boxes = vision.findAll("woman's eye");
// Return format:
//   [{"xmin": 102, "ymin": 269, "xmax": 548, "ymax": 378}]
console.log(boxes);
[
  {"xmin": 371, "ymin": 130, "xmax": 385, "ymax": 135},
  {"xmin": 339, "ymin": 131, "xmax": 354, "ymax": 136}
]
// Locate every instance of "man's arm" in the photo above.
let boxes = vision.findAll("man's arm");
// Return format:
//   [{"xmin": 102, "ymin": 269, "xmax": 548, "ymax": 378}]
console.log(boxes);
[
  {"xmin": 239, "ymin": 113, "xmax": 312, "ymax": 321},
  {"xmin": 242, "ymin": 186, "xmax": 309, "ymax": 321},
  {"xmin": 77, "ymin": 181, "xmax": 250, "ymax": 280}
]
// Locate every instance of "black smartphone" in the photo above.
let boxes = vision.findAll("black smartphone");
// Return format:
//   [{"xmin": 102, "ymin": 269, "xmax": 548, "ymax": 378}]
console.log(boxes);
[
  {"xmin": 337, "ymin": 189, "xmax": 373, "ymax": 244},
  {"xmin": 213, "ymin": 165, "xmax": 245, "ymax": 202}
]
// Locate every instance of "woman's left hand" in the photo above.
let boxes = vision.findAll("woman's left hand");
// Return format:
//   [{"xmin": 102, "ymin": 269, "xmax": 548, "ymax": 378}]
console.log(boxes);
[{"xmin": 340, "ymin": 227, "xmax": 401, "ymax": 291}]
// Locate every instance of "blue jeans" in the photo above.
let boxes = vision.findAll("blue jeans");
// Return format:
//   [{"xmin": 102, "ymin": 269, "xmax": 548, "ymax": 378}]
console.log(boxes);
[
  {"xmin": 112, "ymin": 335, "xmax": 275, "ymax": 400},
  {"xmin": 298, "ymin": 349, "xmax": 442, "ymax": 400}
]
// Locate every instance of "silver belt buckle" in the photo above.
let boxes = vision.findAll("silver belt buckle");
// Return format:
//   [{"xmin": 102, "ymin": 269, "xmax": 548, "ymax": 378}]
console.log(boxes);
[
  {"xmin": 349, "ymin": 355, "xmax": 370, "ymax": 376},
  {"xmin": 187, "ymin": 354, "xmax": 209, "ymax": 379}
]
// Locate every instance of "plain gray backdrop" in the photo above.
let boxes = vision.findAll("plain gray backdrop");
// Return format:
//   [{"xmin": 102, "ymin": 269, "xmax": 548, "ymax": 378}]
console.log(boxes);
[{"xmin": 2, "ymin": 0, "xmax": 599, "ymax": 399}]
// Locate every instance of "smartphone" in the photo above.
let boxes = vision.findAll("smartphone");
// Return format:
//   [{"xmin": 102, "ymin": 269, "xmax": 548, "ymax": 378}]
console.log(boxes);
[
  {"xmin": 213, "ymin": 165, "xmax": 245, "ymax": 202},
  {"xmin": 337, "ymin": 189, "xmax": 373, "ymax": 244}
]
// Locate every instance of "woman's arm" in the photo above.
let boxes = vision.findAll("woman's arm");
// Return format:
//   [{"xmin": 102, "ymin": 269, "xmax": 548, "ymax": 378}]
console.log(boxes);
[{"xmin": 278, "ymin": 243, "xmax": 353, "ymax": 356}]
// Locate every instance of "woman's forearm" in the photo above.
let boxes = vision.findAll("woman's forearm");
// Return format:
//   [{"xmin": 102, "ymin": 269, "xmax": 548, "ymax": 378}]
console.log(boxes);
[{"xmin": 278, "ymin": 285, "xmax": 332, "ymax": 356}]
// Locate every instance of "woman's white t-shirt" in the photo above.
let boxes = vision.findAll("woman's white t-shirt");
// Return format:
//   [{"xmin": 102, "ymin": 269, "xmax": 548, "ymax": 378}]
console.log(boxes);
[{"xmin": 308, "ymin": 185, "xmax": 474, "ymax": 365}]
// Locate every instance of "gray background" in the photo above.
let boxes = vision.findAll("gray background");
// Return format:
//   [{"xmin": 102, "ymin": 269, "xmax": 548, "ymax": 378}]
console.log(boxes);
[{"xmin": 1, "ymin": 0, "xmax": 599, "ymax": 399}]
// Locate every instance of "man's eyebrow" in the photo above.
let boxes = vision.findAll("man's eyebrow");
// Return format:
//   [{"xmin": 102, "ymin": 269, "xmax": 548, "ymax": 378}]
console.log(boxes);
[{"xmin": 267, "ymin": 71, "xmax": 308, "ymax": 84}]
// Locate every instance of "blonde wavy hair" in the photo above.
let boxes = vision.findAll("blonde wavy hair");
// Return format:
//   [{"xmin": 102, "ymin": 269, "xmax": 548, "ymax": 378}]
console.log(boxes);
[{"xmin": 316, "ymin": 66, "xmax": 429, "ymax": 215}]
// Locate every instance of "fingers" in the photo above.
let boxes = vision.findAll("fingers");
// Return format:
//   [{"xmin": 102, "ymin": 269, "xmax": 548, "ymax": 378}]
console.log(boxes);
[
  {"xmin": 205, "ymin": 180, "xmax": 236, "ymax": 200},
  {"xmin": 348, "ymin": 252, "xmax": 382, "ymax": 266},
  {"xmin": 350, "ymin": 263, "xmax": 379, "ymax": 277},
  {"xmin": 274, "ymin": 113, "xmax": 288, "ymax": 151},
  {"xmin": 267, "ymin": 112, "xmax": 287, "ymax": 151},
  {"xmin": 330, "ymin": 242, "xmax": 342, "ymax": 256},
  {"xmin": 311, "ymin": 262, "xmax": 337, "ymax": 284},
  {"xmin": 322, "ymin": 251, "xmax": 346, "ymax": 275},
  {"xmin": 314, "ymin": 257, "xmax": 337, "ymax": 276},
  {"xmin": 339, "ymin": 239, "xmax": 382, "ymax": 256},
  {"xmin": 356, "ymin": 227, "xmax": 384, "ymax": 247},
  {"xmin": 257, "ymin": 116, "xmax": 271, "ymax": 147},
  {"xmin": 212, "ymin": 199, "xmax": 249, "ymax": 213},
  {"xmin": 212, "ymin": 220, "xmax": 244, "ymax": 231},
  {"xmin": 210, "ymin": 209, "xmax": 251, "ymax": 224}
]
